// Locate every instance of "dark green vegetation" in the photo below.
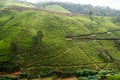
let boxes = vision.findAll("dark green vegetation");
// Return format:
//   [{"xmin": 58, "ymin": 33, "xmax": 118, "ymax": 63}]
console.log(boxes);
[
  {"xmin": 0, "ymin": 0, "xmax": 120, "ymax": 79},
  {"xmin": 0, "ymin": 76, "xmax": 18, "ymax": 80}
]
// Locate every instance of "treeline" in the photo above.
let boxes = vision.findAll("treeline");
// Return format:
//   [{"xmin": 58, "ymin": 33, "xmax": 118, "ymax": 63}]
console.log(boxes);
[{"xmin": 37, "ymin": 2, "xmax": 120, "ymax": 17}]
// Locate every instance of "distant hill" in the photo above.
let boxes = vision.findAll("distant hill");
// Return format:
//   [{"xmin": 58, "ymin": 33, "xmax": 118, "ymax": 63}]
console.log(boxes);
[
  {"xmin": 43, "ymin": 5, "xmax": 70, "ymax": 13},
  {"xmin": 0, "ymin": 0, "xmax": 35, "ymax": 9},
  {"xmin": 36, "ymin": 2, "xmax": 120, "ymax": 16}
]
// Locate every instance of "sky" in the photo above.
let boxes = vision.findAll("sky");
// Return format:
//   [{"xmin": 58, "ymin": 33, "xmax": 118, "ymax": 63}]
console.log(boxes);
[{"xmin": 25, "ymin": 0, "xmax": 120, "ymax": 10}]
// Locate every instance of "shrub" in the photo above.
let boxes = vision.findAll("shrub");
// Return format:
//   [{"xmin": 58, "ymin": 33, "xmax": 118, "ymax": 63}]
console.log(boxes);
[
  {"xmin": 107, "ymin": 74, "xmax": 120, "ymax": 80},
  {"xmin": 76, "ymin": 69, "xmax": 98, "ymax": 77},
  {"xmin": 0, "ymin": 76, "xmax": 18, "ymax": 80},
  {"xmin": 19, "ymin": 73, "xmax": 28, "ymax": 79}
]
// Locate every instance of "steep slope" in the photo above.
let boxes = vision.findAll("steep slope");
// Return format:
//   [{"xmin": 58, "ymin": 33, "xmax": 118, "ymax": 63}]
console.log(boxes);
[{"xmin": 0, "ymin": 7, "xmax": 120, "ymax": 76}]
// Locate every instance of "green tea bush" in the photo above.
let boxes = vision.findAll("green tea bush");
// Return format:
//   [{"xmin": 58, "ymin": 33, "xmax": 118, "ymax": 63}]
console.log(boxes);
[
  {"xmin": 76, "ymin": 69, "xmax": 98, "ymax": 77},
  {"xmin": 107, "ymin": 74, "xmax": 120, "ymax": 80}
]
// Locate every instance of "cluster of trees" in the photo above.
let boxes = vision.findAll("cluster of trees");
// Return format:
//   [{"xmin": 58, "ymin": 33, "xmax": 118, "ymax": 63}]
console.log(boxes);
[
  {"xmin": 10, "ymin": 42, "xmax": 18, "ymax": 54},
  {"xmin": 37, "ymin": 2, "xmax": 120, "ymax": 17},
  {"xmin": 0, "ymin": 61, "xmax": 20, "ymax": 73},
  {"xmin": 0, "ymin": 39, "xmax": 19, "ymax": 73},
  {"xmin": 76, "ymin": 69, "xmax": 98, "ymax": 77},
  {"xmin": 10, "ymin": 30, "xmax": 44, "ymax": 53},
  {"xmin": 114, "ymin": 41, "xmax": 120, "ymax": 51},
  {"xmin": 4, "ymin": 30, "xmax": 44, "ymax": 73},
  {"xmin": 113, "ymin": 17, "xmax": 120, "ymax": 26},
  {"xmin": 3, "ymin": 41, "xmax": 21, "ymax": 73},
  {"xmin": 32, "ymin": 30, "xmax": 44, "ymax": 48}
]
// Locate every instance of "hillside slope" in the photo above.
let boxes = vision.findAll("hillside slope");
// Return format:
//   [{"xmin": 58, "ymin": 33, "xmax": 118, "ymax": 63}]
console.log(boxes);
[
  {"xmin": 38, "ymin": 2, "xmax": 120, "ymax": 16},
  {"xmin": 0, "ymin": 7, "xmax": 120, "ymax": 76},
  {"xmin": 43, "ymin": 5, "xmax": 71, "ymax": 13},
  {"xmin": 0, "ymin": 0, "xmax": 35, "ymax": 9}
]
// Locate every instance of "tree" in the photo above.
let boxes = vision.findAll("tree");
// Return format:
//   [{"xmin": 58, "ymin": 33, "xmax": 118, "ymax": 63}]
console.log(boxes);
[
  {"xmin": 89, "ymin": 10, "xmax": 93, "ymax": 20},
  {"xmin": 113, "ymin": 16, "xmax": 120, "ymax": 26},
  {"xmin": 37, "ymin": 30, "xmax": 44, "ymax": 44},
  {"xmin": 32, "ymin": 30, "xmax": 44, "ymax": 47},
  {"xmin": 32, "ymin": 36, "xmax": 39, "ymax": 46},
  {"xmin": 10, "ymin": 42, "xmax": 18, "ymax": 54},
  {"xmin": 9, "ymin": 42, "xmax": 21, "ymax": 73}
]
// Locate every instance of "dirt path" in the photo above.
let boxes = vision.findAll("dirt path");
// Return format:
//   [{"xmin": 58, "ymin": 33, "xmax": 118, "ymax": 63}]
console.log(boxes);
[
  {"xmin": 77, "ymin": 38, "xmax": 120, "ymax": 40},
  {"xmin": 66, "ymin": 28, "xmax": 120, "ymax": 38},
  {"xmin": 0, "ymin": 71, "xmax": 21, "ymax": 77},
  {"xmin": 1, "ymin": 7, "xmax": 81, "ymax": 17},
  {"xmin": 56, "ymin": 76, "xmax": 77, "ymax": 80}
]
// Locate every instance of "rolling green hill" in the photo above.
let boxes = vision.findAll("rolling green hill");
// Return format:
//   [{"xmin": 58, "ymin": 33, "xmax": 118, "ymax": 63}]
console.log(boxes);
[
  {"xmin": 0, "ymin": 5, "xmax": 120, "ymax": 78},
  {"xmin": 0, "ymin": 0, "xmax": 35, "ymax": 9},
  {"xmin": 38, "ymin": 2, "xmax": 120, "ymax": 16},
  {"xmin": 43, "ymin": 5, "xmax": 71, "ymax": 13}
]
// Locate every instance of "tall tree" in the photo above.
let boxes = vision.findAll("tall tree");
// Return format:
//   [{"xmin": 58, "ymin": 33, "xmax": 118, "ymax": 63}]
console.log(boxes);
[
  {"xmin": 32, "ymin": 30, "xmax": 44, "ymax": 47},
  {"xmin": 10, "ymin": 42, "xmax": 18, "ymax": 54},
  {"xmin": 89, "ymin": 10, "xmax": 93, "ymax": 20},
  {"xmin": 37, "ymin": 30, "xmax": 44, "ymax": 44}
]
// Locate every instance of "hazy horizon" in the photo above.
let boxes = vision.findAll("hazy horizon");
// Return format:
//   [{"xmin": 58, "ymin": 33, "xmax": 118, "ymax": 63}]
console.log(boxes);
[{"xmin": 24, "ymin": 0, "xmax": 120, "ymax": 10}]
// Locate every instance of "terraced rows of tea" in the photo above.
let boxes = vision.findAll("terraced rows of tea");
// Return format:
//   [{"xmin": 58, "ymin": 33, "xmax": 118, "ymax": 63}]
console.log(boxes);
[{"xmin": 0, "ymin": 7, "xmax": 120, "ymax": 75}]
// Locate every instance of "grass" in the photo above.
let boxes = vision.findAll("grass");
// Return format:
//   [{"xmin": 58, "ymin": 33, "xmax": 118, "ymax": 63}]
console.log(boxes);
[
  {"xmin": 0, "ymin": 0, "xmax": 35, "ymax": 9},
  {"xmin": 43, "ymin": 5, "xmax": 71, "ymax": 13},
  {"xmin": 107, "ymin": 74, "xmax": 120, "ymax": 80},
  {"xmin": 0, "ymin": 5, "xmax": 120, "ymax": 77}
]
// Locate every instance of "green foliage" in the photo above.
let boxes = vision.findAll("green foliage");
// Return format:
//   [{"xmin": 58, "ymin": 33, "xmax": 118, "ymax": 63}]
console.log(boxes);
[
  {"xmin": 37, "ymin": 30, "xmax": 44, "ymax": 44},
  {"xmin": 32, "ymin": 30, "xmax": 44, "ymax": 47},
  {"xmin": 107, "ymin": 74, "xmax": 120, "ymax": 80},
  {"xmin": 32, "ymin": 36, "xmax": 39, "ymax": 46},
  {"xmin": 10, "ymin": 41, "xmax": 18, "ymax": 54},
  {"xmin": 0, "ymin": 4, "xmax": 120, "ymax": 77},
  {"xmin": 43, "ymin": 5, "xmax": 70, "ymax": 13},
  {"xmin": 0, "ymin": 0, "xmax": 35, "ymax": 9},
  {"xmin": 112, "ymin": 17, "xmax": 120, "ymax": 26},
  {"xmin": 76, "ymin": 69, "xmax": 98, "ymax": 76},
  {"xmin": 19, "ymin": 73, "xmax": 28, "ymax": 79},
  {"xmin": 0, "ymin": 76, "xmax": 18, "ymax": 80},
  {"xmin": 38, "ymin": 2, "xmax": 120, "ymax": 16},
  {"xmin": 0, "ymin": 61, "xmax": 19, "ymax": 73},
  {"xmin": 114, "ymin": 41, "xmax": 120, "ymax": 51}
]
